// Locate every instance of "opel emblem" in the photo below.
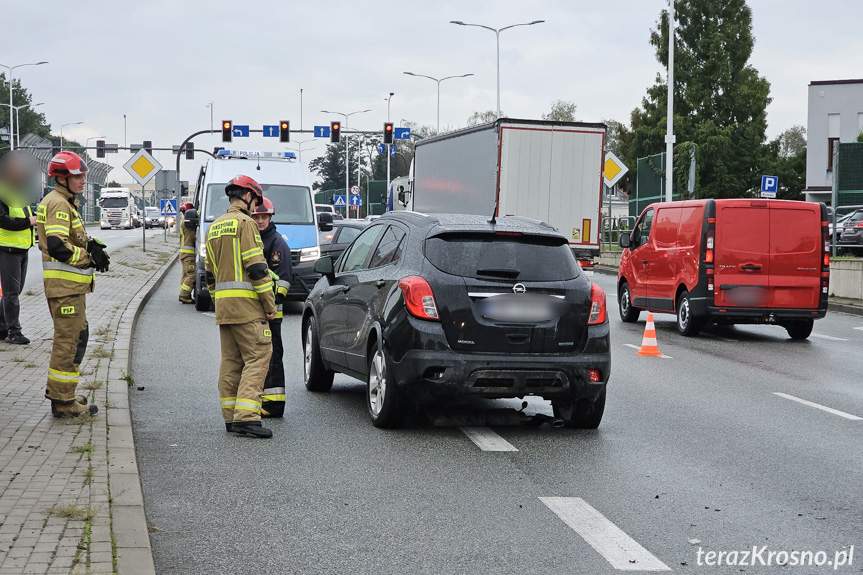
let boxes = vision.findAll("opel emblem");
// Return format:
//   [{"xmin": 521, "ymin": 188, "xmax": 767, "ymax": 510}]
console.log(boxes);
[{"xmin": 512, "ymin": 283, "xmax": 526, "ymax": 294}]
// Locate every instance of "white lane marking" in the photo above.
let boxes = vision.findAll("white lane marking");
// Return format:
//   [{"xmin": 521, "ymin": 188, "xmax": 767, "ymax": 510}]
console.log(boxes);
[
  {"xmin": 810, "ymin": 333, "xmax": 848, "ymax": 341},
  {"xmin": 540, "ymin": 497, "xmax": 671, "ymax": 571},
  {"xmin": 773, "ymin": 392, "xmax": 862, "ymax": 421},
  {"xmin": 854, "ymin": 327, "xmax": 863, "ymax": 331},
  {"xmin": 459, "ymin": 427, "xmax": 518, "ymax": 452},
  {"xmin": 623, "ymin": 343, "xmax": 672, "ymax": 359},
  {"xmin": 202, "ymin": 312, "xmax": 216, "ymax": 318}
]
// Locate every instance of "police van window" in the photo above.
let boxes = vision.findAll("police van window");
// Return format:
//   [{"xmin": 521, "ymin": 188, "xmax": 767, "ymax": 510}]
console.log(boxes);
[
  {"xmin": 205, "ymin": 184, "xmax": 313, "ymax": 225},
  {"xmin": 339, "ymin": 225, "xmax": 384, "ymax": 272},
  {"xmin": 633, "ymin": 208, "xmax": 654, "ymax": 249},
  {"xmin": 369, "ymin": 226, "xmax": 406, "ymax": 268}
]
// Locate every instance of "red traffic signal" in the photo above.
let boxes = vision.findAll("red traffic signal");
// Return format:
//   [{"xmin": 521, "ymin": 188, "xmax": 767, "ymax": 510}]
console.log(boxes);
[
  {"xmin": 222, "ymin": 120, "xmax": 232, "ymax": 142},
  {"xmin": 280, "ymin": 121, "xmax": 290, "ymax": 143},
  {"xmin": 330, "ymin": 122, "xmax": 341, "ymax": 143},
  {"xmin": 383, "ymin": 122, "xmax": 394, "ymax": 144}
]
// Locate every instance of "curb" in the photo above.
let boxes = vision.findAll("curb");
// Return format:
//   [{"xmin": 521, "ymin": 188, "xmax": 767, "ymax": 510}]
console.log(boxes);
[{"xmin": 108, "ymin": 252, "xmax": 178, "ymax": 575}]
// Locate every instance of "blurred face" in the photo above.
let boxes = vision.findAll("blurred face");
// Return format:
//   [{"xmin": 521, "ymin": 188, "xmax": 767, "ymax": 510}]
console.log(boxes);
[
  {"xmin": 64, "ymin": 174, "xmax": 86, "ymax": 194},
  {"xmin": 252, "ymin": 213, "xmax": 271, "ymax": 231}
]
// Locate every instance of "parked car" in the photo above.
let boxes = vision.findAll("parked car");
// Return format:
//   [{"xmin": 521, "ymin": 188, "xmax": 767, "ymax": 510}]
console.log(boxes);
[
  {"xmin": 143, "ymin": 207, "xmax": 164, "ymax": 228},
  {"xmin": 302, "ymin": 212, "xmax": 611, "ymax": 428},
  {"xmin": 838, "ymin": 209, "xmax": 863, "ymax": 255},
  {"xmin": 318, "ymin": 220, "xmax": 367, "ymax": 261},
  {"xmin": 618, "ymin": 199, "xmax": 829, "ymax": 339}
]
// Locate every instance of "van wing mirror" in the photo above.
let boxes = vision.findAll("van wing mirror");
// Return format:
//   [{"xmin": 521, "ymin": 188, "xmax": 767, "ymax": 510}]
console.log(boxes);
[
  {"xmin": 318, "ymin": 212, "xmax": 333, "ymax": 231},
  {"xmin": 618, "ymin": 233, "xmax": 631, "ymax": 248},
  {"xmin": 398, "ymin": 189, "xmax": 411, "ymax": 207},
  {"xmin": 314, "ymin": 256, "xmax": 335, "ymax": 279},
  {"xmin": 183, "ymin": 209, "xmax": 199, "ymax": 227}
]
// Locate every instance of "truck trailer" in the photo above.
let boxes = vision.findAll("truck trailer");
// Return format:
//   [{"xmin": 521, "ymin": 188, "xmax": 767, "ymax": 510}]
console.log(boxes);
[{"xmin": 411, "ymin": 118, "xmax": 607, "ymax": 264}]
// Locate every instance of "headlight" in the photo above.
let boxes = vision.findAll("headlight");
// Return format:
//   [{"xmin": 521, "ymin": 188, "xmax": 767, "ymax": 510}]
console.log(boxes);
[{"xmin": 299, "ymin": 246, "xmax": 320, "ymax": 263}]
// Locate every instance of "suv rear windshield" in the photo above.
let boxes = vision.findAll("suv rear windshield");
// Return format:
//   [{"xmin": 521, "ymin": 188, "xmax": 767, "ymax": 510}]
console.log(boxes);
[{"xmin": 424, "ymin": 233, "xmax": 579, "ymax": 281}]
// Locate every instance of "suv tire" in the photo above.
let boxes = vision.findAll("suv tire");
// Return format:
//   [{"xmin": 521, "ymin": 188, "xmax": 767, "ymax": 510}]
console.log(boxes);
[
  {"xmin": 367, "ymin": 340, "xmax": 401, "ymax": 428},
  {"xmin": 553, "ymin": 389, "xmax": 606, "ymax": 429},
  {"xmin": 303, "ymin": 317, "xmax": 334, "ymax": 391},
  {"xmin": 676, "ymin": 291, "xmax": 703, "ymax": 336},
  {"xmin": 618, "ymin": 281, "xmax": 641, "ymax": 323}
]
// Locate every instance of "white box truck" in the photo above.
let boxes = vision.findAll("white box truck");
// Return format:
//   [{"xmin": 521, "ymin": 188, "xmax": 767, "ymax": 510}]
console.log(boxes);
[
  {"xmin": 98, "ymin": 187, "xmax": 140, "ymax": 229},
  {"xmin": 411, "ymin": 118, "xmax": 607, "ymax": 265}
]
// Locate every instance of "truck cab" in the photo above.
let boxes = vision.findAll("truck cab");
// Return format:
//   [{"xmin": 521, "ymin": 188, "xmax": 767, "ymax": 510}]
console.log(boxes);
[
  {"xmin": 186, "ymin": 149, "xmax": 330, "ymax": 310},
  {"xmin": 99, "ymin": 188, "xmax": 140, "ymax": 229}
]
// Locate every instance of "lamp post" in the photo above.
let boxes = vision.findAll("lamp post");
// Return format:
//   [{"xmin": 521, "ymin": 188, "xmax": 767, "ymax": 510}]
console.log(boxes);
[
  {"xmin": 286, "ymin": 139, "xmax": 315, "ymax": 163},
  {"xmin": 60, "ymin": 122, "xmax": 83, "ymax": 150},
  {"xmin": 449, "ymin": 20, "xmax": 544, "ymax": 119},
  {"xmin": 0, "ymin": 61, "xmax": 48, "ymax": 150},
  {"xmin": 403, "ymin": 72, "xmax": 473, "ymax": 133},
  {"xmin": 385, "ymin": 92, "xmax": 395, "ymax": 193},
  {"xmin": 320, "ymin": 108, "xmax": 371, "ymax": 219},
  {"xmin": 0, "ymin": 101, "xmax": 43, "ymax": 147},
  {"xmin": 205, "ymin": 102, "xmax": 214, "ymax": 133},
  {"xmin": 665, "ymin": 2, "xmax": 675, "ymax": 202}
]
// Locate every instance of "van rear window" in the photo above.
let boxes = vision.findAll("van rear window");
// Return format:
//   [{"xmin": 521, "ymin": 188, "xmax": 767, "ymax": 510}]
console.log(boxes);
[
  {"xmin": 424, "ymin": 233, "xmax": 579, "ymax": 281},
  {"xmin": 205, "ymin": 184, "xmax": 313, "ymax": 224}
]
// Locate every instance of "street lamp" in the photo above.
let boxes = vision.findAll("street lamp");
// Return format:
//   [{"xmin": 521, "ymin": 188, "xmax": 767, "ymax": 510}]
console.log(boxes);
[
  {"xmin": 60, "ymin": 122, "xmax": 84, "ymax": 150},
  {"xmin": 385, "ymin": 92, "xmax": 395, "ymax": 191},
  {"xmin": 449, "ymin": 20, "xmax": 544, "ymax": 119},
  {"xmin": 86, "ymin": 136, "xmax": 106, "ymax": 150},
  {"xmin": 0, "ymin": 101, "xmax": 43, "ymax": 146},
  {"xmin": 0, "ymin": 60, "xmax": 48, "ymax": 150},
  {"xmin": 286, "ymin": 139, "xmax": 316, "ymax": 163},
  {"xmin": 205, "ymin": 102, "xmax": 214, "ymax": 132},
  {"xmin": 320, "ymin": 108, "xmax": 371, "ymax": 218},
  {"xmin": 403, "ymin": 72, "xmax": 473, "ymax": 133}
]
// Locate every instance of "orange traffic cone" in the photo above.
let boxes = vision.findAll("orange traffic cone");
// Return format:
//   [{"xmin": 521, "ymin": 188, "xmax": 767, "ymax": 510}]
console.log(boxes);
[{"xmin": 637, "ymin": 313, "xmax": 663, "ymax": 356}]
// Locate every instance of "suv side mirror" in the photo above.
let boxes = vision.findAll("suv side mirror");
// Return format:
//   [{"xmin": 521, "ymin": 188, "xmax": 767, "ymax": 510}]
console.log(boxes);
[
  {"xmin": 618, "ymin": 233, "xmax": 630, "ymax": 248},
  {"xmin": 183, "ymin": 209, "xmax": 199, "ymax": 227},
  {"xmin": 318, "ymin": 212, "xmax": 333, "ymax": 232},
  {"xmin": 314, "ymin": 256, "xmax": 335, "ymax": 280}
]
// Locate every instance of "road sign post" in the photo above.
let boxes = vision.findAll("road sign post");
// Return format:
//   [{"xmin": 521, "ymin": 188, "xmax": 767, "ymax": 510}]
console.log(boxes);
[{"xmin": 124, "ymin": 148, "xmax": 163, "ymax": 252}]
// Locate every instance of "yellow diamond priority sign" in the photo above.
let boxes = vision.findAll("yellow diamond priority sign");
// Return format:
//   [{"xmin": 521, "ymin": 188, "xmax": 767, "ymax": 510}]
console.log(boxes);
[
  {"xmin": 603, "ymin": 150, "xmax": 629, "ymax": 189},
  {"xmin": 123, "ymin": 148, "xmax": 162, "ymax": 186}
]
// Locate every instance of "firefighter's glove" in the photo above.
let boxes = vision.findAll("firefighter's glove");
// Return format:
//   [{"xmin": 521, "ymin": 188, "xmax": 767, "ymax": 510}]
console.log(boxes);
[{"xmin": 87, "ymin": 238, "xmax": 111, "ymax": 273}]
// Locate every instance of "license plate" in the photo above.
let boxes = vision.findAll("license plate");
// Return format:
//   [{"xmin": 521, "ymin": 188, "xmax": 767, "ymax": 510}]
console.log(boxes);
[
  {"xmin": 725, "ymin": 287, "xmax": 766, "ymax": 306},
  {"xmin": 478, "ymin": 294, "xmax": 563, "ymax": 323}
]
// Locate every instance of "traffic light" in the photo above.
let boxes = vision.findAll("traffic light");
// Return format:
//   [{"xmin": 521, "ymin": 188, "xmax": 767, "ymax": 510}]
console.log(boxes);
[
  {"xmin": 96, "ymin": 140, "xmax": 105, "ymax": 158},
  {"xmin": 185, "ymin": 141, "xmax": 194, "ymax": 160},
  {"xmin": 280, "ymin": 121, "xmax": 290, "ymax": 143},
  {"xmin": 51, "ymin": 139, "xmax": 61, "ymax": 157},
  {"xmin": 222, "ymin": 120, "xmax": 232, "ymax": 142},
  {"xmin": 143, "ymin": 140, "xmax": 152, "ymax": 155},
  {"xmin": 383, "ymin": 122, "xmax": 394, "ymax": 144},
  {"xmin": 330, "ymin": 121, "xmax": 341, "ymax": 143}
]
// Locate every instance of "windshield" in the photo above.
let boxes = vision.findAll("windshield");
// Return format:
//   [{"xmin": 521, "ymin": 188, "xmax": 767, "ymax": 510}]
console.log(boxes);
[
  {"xmin": 145, "ymin": 208, "xmax": 160, "ymax": 216},
  {"xmin": 205, "ymin": 184, "xmax": 313, "ymax": 224},
  {"xmin": 100, "ymin": 197, "xmax": 130, "ymax": 209}
]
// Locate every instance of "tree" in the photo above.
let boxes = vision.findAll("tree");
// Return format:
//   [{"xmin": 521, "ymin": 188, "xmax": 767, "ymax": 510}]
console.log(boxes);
[
  {"xmin": 307, "ymin": 135, "xmax": 373, "ymax": 192},
  {"xmin": 467, "ymin": 110, "xmax": 500, "ymax": 126},
  {"xmin": 626, "ymin": 0, "xmax": 771, "ymax": 199},
  {"xmin": 776, "ymin": 125, "xmax": 806, "ymax": 159},
  {"xmin": 106, "ymin": 180, "xmax": 122, "ymax": 188},
  {"xmin": 760, "ymin": 126, "xmax": 806, "ymax": 200},
  {"xmin": 543, "ymin": 100, "xmax": 577, "ymax": 122},
  {"xmin": 0, "ymin": 74, "xmax": 51, "ymax": 155}
]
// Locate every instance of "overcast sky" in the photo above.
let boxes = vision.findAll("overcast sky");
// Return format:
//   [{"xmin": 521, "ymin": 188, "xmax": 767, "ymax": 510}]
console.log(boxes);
[{"xmin": 5, "ymin": 0, "xmax": 862, "ymax": 183}]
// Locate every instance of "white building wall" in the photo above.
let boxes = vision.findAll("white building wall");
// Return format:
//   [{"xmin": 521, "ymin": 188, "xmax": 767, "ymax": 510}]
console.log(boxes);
[{"xmin": 805, "ymin": 80, "xmax": 863, "ymax": 197}]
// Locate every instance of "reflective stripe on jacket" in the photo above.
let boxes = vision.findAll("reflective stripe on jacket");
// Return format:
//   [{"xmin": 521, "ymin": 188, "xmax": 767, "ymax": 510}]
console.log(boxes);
[
  {"xmin": 179, "ymin": 214, "xmax": 196, "ymax": 257},
  {"xmin": 37, "ymin": 187, "xmax": 93, "ymax": 298}
]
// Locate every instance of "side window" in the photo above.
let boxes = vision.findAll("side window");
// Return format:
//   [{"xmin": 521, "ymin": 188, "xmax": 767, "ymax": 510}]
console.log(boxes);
[
  {"xmin": 632, "ymin": 208, "xmax": 654, "ymax": 249},
  {"xmin": 336, "ymin": 225, "xmax": 362, "ymax": 245},
  {"xmin": 369, "ymin": 226, "xmax": 406, "ymax": 268},
  {"xmin": 338, "ymin": 225, "xmax": 384, "ymax": 272}
]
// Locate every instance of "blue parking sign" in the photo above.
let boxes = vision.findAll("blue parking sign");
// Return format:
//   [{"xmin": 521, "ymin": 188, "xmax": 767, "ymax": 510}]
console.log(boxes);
[{"xmin": 760, "ymin": 175, "xmax": 778, "ymax": 198}]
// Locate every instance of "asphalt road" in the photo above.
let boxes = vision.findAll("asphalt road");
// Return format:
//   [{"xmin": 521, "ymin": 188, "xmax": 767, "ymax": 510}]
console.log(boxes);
[{"xmin": 131, "ymin": 268, "xmax": 863, "ymax": 574}]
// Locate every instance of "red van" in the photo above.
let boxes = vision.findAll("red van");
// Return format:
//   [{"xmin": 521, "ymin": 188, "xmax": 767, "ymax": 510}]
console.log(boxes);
[{"xmin": 617, "ymin": 199, "xmax": 829, "ymax": 339}]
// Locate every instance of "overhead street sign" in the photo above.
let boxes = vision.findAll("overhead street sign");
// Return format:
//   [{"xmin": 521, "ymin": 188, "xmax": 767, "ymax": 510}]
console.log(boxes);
[
  {"xmin": 123, "ymin": 148, "xmax": 162, "ymax": 186},
  {"xmin": 314, "ymin": 126, "xmax": 331, "ymax": 138},
  {"xmin": 350, "ymin": 185, "xmax": 360, "ymax": 196},
  {"xmin": 333, "ymin": 195, "xmax": 346, "ymax": 207},
  {"xmin": 603, "ymin": 151, "xmax": 629, "ymax": 188},
  {"xmin": 263, "ymin": 125, "xmax": 279, "ymax": 138},
  {"xmin": 160, "ymin": 199, "xmax": 177, "ymax": 216},
  {"xmin": 761, "ymin": 175, "xmax": 778, "ymax": 198},
  {"xmin": 394, "ymin": 127, "xmax": 411, "ymax": 140},
  {"xmin": 233, "ymin": 125, "xmax": 250, "ymax": 137},
  {"xmin": 349, "ymin": 195, "xmax": 362, "ymax": 207},
  {"xmin": 105, "ymin": 144, "xmax": 119, "ymax": 154}
]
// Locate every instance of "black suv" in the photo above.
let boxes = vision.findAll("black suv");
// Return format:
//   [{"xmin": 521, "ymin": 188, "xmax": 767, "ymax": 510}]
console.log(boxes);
[{"xmin": 302, "ymin": 212, "xmax": 611, "ymax": 428}]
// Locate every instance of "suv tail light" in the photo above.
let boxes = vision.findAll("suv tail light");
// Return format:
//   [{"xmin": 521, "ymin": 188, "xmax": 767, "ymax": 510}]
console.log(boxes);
[
  {"xmin": 398, "ymin": 276, "xmax": 440, "ymax": 321},
  {"xmin": 587, "ymin": 283, "xmax": 607, "ymax": 325},
  {"xmin": 704, "ymin": 230, "xmax": 715, "ymax": 263}
]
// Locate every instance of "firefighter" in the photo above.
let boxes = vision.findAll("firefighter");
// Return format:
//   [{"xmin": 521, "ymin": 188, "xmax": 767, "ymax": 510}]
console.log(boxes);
[
  {"xmin": 178, "ymin": 201, "xmax": 196, "ymax": 303},
  {"xmin": 205, "ymin": 175, "xmax": 276, "ymax": 438},
  {"xmin": 38, "ymin": 151, "xmax": 108, "ymax": 418},
  {"xmin": 251, "ymin": 198, "xmax": 292, "ymax": 418}
]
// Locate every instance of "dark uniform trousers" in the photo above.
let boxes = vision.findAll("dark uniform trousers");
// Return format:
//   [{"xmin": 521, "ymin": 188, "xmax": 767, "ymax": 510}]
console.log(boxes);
[
  {"xmin": 218, "ymin": 320, "xmax": 273, "ymax": 424},
  {"xmin": 45, "ymin": 295, "xmax": 88, "ymax": 402},
  {"xmin": 0, "ymin": 248, "xmax": 28, "ymax": 336},
  {"xmin": 262, "ymin": 318, "xmax": 285, "ymax": 417}
]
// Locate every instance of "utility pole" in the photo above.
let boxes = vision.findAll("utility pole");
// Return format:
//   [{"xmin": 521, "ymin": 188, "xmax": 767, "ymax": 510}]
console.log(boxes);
[{"xmin": 665, "ymin": 0, "xmax": 675, "ymax": 202}]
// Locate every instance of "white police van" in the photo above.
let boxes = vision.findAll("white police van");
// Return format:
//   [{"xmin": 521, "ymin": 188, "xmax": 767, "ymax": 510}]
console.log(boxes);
[{"xmin": 185, "ymin": 149, "xmax": 332, "ymax": 310}]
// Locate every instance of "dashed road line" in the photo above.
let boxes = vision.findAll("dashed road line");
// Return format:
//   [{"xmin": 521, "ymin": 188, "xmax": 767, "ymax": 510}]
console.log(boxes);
[
  {"xmin": 202, "ymin": 312, "xmax": 216, "ymax": 318},
  {"xmin": 773, "ymin": 392, "xmax": 862, "ymax": 421},
  {"xmin": 853, "ymin": 327, "xmax": 863, "ymax": 331},
  {"xmin": 540, "ymin": 497, "xmax": 671, "ymax": 571},
  {"xmin": 623, "ymin": 343, "xmax": 672, "ymax": 359},
  {"xmin": 459, "ymin": 427, "xmax": 518, "ymax": 451},
  {"xmin": 810, "ymin": 333, "xmax": 848, "ymax": 341}
]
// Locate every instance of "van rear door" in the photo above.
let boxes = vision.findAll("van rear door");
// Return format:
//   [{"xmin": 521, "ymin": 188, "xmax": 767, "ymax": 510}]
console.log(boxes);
[
  {"xmin": 713, "ymin": 200, "xmax": 770, "ymax": 307},
  {"xmin": 767, "ymin": 203, "xmax": 821, "ymax": 308}
]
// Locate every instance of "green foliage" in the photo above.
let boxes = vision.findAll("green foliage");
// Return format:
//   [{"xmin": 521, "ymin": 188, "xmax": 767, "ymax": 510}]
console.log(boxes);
[
  {"xmin": 542, "ymin": 100, "xmax": 577, "ymax": 122},
  {"xmin": 308, "ymin": 135, "xmax": 373, "ymax": 192},
  {"xmin": 0, "ymin": 74, "xmax": 51, "ymax": 154},
  {"xmin": 467, "ymin": 110, "xmax": 500, "ymax": 126},
  {"xmin": 858, "ymin": 131, "xmax": 863, "ymax": 143}
]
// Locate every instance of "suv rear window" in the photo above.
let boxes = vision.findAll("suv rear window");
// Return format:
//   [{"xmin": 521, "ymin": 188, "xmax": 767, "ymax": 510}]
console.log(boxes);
[{"xmin": 424, "ymin": 233, "xmax": 579, "ymax": 281}]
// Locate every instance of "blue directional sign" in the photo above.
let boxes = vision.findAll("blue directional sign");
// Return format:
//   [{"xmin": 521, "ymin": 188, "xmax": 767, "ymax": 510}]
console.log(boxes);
[
  {"xmin": 262, "ymin": 125, "xmax": 279, "ymax": 138},
  {"xmin": 160, "ymin": 199, "xmax": 177, "ymax": 216},
  {"xmin": 333, "ymin": 195, "xmax": 347, "ymax": 207},
  {"xmin": 760, "ymin": 175, "xmax": 778, "ymax": 198},
  {"xmin": 314, "ymin": 125, "xmax": 331, "ymax": 138},
  {"xmin": 232, "ymin": 125, "xmax": 250, "ymax": 137},
  {"xmin": 390, "ymin": 145, "xmax": 396, "ymax": 157},
  {"xmin": 349, "ymin": 195, "xmax": 362, "ymax": 207},
  {"xmin": 394, "ymin": 127, "xmax": 411, "ymax": 140},
  {"xmin": 378, "ymin": 143, "xmax": 386, "ymax": 154}
]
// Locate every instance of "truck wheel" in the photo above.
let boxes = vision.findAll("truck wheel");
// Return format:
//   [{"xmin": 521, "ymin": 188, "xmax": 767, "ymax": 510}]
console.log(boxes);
[
  {"xmin": 676, "ymin": 291, "xmax": 703, "ymax": 336},
  {"xmin": 367, "ymin": 339, "xmax": 401, "ymax": 428},
  {"xmin": 303, "ymin": 317, "xmax": 334, "ymax": 392},
  {"xmin": 553, "ymin": 388, "xmax": 606, "ymax": 429},
  {"xmin": 618, "ymin": 281, "xmax": 641, "ymax": 323},
  {"xmin": 786, "ymin": 319, "xmax": 813, "ymax": 340}
]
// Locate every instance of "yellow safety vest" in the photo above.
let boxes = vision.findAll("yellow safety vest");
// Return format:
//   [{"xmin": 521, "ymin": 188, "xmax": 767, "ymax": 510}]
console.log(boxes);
[{"xmin": 0, "ymin": 205, "xmax": 35, "ymax": 249}]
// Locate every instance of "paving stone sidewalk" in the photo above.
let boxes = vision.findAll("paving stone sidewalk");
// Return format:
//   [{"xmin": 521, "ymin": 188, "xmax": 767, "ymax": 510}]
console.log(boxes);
[{"xmin": 0, "ymin": 235, "xmax": 177, "ymax": 575}]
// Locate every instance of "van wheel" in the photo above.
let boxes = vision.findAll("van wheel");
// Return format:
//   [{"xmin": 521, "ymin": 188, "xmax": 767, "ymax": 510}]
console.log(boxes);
[
  {"xmin": 367, "ymin": 340, "xmax": 402, "ymax": 428},
  {"xmin": 618, "ymin": 281, "xmax": 641, "ymax": 323},
  {"xmin": 786, "ymin": 319, "xmax": 813, "ymax": 340},
  {"xmin": 553, "ymin": 389, "xmax": 606, "ymax": 429},
  {"xmin": 303, "ymin": 317, "xmax": 334, "ymax": 391},
  {"xmin": 676, "ymin": 291, "xmax": 703, "ymax": 336}
]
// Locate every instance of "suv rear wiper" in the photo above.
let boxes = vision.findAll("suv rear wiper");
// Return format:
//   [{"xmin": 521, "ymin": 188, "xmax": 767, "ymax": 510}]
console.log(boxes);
[{"xmin": 476, "ymin": 268, "xmax": 520, "ymax": 278}]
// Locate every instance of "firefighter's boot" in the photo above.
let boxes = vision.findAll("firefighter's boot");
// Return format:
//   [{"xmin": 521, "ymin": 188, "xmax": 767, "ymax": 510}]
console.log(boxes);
[
  {"xmin": 230, "ymin": 421, "xmax": 272, "ymax": 438},
  {"xmin": 51, "ymin": 399, "xmax": 98, "ymax": 418}
]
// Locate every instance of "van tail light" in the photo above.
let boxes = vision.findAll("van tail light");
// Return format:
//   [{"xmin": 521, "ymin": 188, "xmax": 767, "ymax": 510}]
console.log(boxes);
[
  {"xmin": 822, "ymin": 225, "xmax": 830, "ymax": 268},
  {"xmin": 822, "ymin": 278, "xmax": 829, "ymax": 294},
  {"xmin": 587, "ymin": 283, "xmax": 607, "ymax": 325},
  {"xmin": 398, "ymin": 276, "xmax": 440, "ymax": 321},
  {"xmin": 704, "ymin": 230, "xmax": 715, "ymax": 263},
  {"xmin": 824, "ymin": 252, "xmax": 830, "ymax": 267}
]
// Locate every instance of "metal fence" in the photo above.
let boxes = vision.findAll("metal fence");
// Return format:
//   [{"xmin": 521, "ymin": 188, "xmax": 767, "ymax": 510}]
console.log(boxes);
[{"xmin": 600, "ymin": 215, "xmax": 637, "ymax": 253}]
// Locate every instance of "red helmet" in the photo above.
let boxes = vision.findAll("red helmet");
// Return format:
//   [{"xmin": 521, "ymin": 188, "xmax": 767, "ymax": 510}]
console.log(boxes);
[
  {"xmin": 225, "ymin": 174, "xmax": 263, "ymax": 206},
  {"xmin": 48, "ymin": 151, "xmax": 89, "ymax": 178},
  {"xmin": 254, "ymin": 197, "xmax": 275, "ymax": 216},
  {"xmin": 179, "ymin": 201, "xmax": 194, "ymax": 213}
]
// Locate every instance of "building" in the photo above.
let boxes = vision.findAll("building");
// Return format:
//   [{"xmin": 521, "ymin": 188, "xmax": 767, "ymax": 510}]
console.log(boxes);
[{"xmin": 803, "ymin": 79, "xmax": 863, "ymax": 205}]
